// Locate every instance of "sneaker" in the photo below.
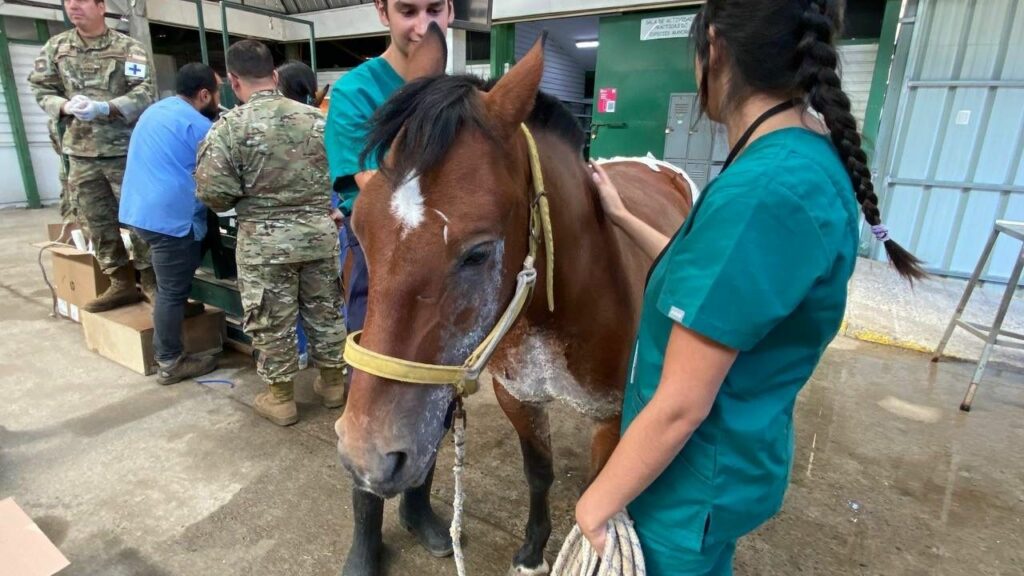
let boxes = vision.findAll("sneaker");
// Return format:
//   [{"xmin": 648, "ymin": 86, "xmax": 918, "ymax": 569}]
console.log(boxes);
[{"xmin": 157, "ymin": 354, "xmax": 218, "ymax": 385}]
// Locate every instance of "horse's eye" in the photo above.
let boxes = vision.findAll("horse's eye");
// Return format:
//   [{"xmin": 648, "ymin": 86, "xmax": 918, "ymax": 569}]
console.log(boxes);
[{"xmin": 460, "ymin": 244, "xmax": 492, "ymax": 269}]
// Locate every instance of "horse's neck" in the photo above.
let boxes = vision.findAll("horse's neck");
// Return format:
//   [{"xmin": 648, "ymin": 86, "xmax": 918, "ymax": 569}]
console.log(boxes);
[
  {"xmin": 528, "ymin": 132, "xmax": 606, "ymax": 314},
  {"xmin": 538, "ymin": 136, "xmax": 599, "ymax": 258}
]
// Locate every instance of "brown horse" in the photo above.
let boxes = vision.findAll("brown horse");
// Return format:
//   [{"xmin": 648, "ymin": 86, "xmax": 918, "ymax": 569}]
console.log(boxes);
[{"xmin": 335, "ymin": 28, "xmax": 694, "ymax": 575}]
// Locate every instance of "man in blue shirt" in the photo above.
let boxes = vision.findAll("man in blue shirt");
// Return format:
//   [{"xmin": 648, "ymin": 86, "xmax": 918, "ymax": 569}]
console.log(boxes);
[{"xmin": 119, "ymin": 63, "xmax": 221, "ymax": 385}]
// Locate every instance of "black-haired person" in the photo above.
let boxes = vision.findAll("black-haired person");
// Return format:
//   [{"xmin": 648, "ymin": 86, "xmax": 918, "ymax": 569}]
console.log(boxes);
[
  {"xmin": 119, "ymin": 63, "xmax": 223, "ymax": 385},
  {"xmin": 576, "ymin": 1, "xmax": 925, "ymax": 573},
  {"xmin": 274, "ymin": 59, "xmax": 337, "ymax": 379},
  {"xmin": 277, "ymin": 60, "xmax": 322, "ymax": 107}
]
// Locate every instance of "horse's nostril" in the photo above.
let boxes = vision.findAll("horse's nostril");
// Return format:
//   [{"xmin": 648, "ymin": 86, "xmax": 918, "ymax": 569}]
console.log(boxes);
[{"xmin": 381, "ymin": 451, "xmax": 407, "ymax": 482}]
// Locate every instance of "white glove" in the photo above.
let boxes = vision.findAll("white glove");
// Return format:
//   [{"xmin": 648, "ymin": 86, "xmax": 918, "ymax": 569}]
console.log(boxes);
[
  {"xmin": 63, "ymin": 94, "xmax": 88, "ymax": 116},
  {"xmin": 69, "ymin": 96, "xmax": 110, "ymax": 122}
]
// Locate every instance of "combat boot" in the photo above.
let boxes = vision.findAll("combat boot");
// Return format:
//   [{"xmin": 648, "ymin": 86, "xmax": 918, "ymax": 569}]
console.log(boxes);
[
  {"xmin": 254, "ymin": 380, "xmax": 298, "ymax": 426},
  {"xmin": 83, "ymin": 267, "xmax": 140, "ymax": 312},
  {"xmin": 313, "ymin": 366, "xmax": 347, "ymax": 409},
  {"xmin": 140, "ymin": 267, "xmax": 158, "ymax": 304}
]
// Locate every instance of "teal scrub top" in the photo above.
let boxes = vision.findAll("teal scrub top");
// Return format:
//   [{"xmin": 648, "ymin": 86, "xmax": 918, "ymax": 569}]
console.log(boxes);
[
  {"xmin": 325, "ymin": 57, "xmax": 403, "ymax": 216},
  {"xmin": 623, "ymin": 128, "xmax": 860, "ymax": 554}
]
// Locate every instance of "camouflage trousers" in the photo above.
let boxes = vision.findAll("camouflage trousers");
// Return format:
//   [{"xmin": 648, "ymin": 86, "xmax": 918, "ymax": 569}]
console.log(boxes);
[
  {"xmin": 53, "ymin": 143, "xmax": 73, "ymax": 221},
  {"xmin": 68, "ymin": 155, "xmax": 150, "ymax": 274},
  {"xmin": 58, "ymin": 162, "xmax": 72, "ymax": 221},
  {"xmin": 238, "ymin": 258, "xmax": 347, "ymax": 385}
]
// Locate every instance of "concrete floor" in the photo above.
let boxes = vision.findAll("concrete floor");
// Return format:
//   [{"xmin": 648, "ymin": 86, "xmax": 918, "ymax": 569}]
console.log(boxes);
[{"xmin": 2, "ymin": 207, "xmax": 1023, "ymax": 575}]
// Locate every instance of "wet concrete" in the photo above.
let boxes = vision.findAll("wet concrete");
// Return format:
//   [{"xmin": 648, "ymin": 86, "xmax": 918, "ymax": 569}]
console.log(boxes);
[{"xmin": 2, "ymin": 207, "xmax": 1023, "ymax": 575}]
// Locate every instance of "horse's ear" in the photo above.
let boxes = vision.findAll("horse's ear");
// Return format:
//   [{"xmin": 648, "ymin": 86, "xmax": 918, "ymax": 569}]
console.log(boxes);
[
  {"xmin": 404, "ymin": 22, "xmax": 448, "ymax": 81},
  {"xmin": 482, "ymin": 33, "xmax": 545, "ymax": 133}
]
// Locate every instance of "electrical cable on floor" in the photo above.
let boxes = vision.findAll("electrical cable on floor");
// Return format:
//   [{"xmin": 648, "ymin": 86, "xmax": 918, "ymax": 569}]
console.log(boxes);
[
  {"xmin": 196, "ymin": 379, "xmax": 235, "ymax": 388},
  {"xmin": 37, "ymin": 221, "xmax": 74, "ymax": 322}
]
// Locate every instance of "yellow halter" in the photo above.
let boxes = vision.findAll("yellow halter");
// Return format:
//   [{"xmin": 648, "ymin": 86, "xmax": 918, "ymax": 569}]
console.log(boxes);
[{"xmin": 343, "ymin": 124, "xmax": 554, "ymax": 397}]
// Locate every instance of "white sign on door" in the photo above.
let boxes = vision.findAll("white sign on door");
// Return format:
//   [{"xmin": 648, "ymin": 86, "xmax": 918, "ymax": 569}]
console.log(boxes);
[{"xmin": 641, "ymin": 15, "xmax": 695, "ymax": 41}]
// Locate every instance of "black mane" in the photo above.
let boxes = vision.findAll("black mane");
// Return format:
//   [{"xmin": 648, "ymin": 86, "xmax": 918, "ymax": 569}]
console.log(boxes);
[{"xmin": 361, "ymin": 74, "xmax": 586, "ymax": 185}]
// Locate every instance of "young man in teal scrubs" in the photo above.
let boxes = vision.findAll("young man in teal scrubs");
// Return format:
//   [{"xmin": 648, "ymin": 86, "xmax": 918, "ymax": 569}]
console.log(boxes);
[
  {"xmin": 325, "ymin": 2, "xmax": 457, "ymax": 574},
  {"xmin": 326, "ymin": 0, "xmax": 454, "ymax": 335}
]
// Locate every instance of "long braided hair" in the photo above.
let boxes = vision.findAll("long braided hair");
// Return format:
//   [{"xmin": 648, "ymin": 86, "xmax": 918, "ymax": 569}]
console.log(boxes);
[{"xmin": 692, "ymin": 0, "xmax": 926, "ymax": 282}]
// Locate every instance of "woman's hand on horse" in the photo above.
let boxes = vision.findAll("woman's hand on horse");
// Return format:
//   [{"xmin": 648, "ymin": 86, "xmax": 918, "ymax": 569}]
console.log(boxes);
[
  {"xmin": 575, "ymin": 497, "xmax": 608, "ymax": 556},
  {"xmin": 590, "ymin": 162, "xmax": 629, "ymax": 224}
]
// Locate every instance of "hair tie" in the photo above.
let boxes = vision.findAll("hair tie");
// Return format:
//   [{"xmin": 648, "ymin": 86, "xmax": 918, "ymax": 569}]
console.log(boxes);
[{"xmin": 871, "ymin": 224, "xmax": 890, "ymax": 242}]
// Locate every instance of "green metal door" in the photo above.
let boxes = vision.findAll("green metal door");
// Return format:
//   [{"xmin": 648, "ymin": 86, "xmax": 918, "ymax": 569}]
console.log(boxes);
[{"xmin": 588, "ymin": 8, "xmax": 700, "ymax": 160}]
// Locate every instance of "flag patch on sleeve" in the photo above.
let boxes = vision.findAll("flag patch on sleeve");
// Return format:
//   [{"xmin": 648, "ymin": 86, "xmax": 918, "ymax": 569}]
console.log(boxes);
[{"xmin": 125, "ymin": 61, "xmax": 147, "ymax": 78}]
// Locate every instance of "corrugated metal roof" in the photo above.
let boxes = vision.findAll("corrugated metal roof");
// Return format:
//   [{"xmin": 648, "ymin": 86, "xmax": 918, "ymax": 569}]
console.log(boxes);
[{"xmin": 267, "ymin": 0, "xmax": 373, "ymax": 14}]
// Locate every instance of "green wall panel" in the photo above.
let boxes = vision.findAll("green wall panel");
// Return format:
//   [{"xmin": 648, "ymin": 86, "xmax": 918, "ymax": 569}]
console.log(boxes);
[{"xmin": 589, "ymin": 8, "xmax": 699, "ymax": 160}]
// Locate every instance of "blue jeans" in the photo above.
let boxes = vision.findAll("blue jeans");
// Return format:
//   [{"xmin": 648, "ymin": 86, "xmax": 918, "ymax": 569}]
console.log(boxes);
[
  {"xmin": 343, "ymin": 221, "xmax": 368, "ymax": 333},
  {"xmin": 132, "ymin": 227, "xmax": 202, "ymax": 363}
]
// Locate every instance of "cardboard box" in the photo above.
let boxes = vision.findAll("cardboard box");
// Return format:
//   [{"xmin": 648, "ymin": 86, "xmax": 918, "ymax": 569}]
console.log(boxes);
[
  {"xmin": 36, "ymin": 223, "xmax": 133, "ymax": 323},
  {"xmin": 0, "ymin": 498, "xmax": 70, "ymax": 576},
  {"xmin": 81, "ymin": 304, "xmax": 226, "ymax": 375}
]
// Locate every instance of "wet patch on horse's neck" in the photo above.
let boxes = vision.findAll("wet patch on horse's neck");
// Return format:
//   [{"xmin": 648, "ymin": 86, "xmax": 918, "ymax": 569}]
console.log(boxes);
[
  {"xmin": 390, "ymin": 175, "xmax": 425, "ymax": 235},
  {"xmin": 500, "ymin": 328, "xmax": 622, "ymax": 420}
]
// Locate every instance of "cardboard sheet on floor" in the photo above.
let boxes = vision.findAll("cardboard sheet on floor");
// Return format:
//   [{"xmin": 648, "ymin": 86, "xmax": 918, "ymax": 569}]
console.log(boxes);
[
  {"xmin": 0, "ymin": 497, "xmax": 70, "ymax": 576},
  {"xmin": 81, "ymin": 303, "xmax": 226, "ymax": 376}
]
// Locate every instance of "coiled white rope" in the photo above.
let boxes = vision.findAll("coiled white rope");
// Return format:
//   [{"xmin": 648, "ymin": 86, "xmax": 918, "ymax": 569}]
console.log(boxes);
[{"xmin": 552, "ymin": 512, "xmax": 646, "ymax": 576}]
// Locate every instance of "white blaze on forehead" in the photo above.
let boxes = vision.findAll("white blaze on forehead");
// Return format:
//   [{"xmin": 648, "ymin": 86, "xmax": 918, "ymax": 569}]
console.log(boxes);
[{"xmin": 391, "ymin": 175, "xmax": 425, "ymax": 234}]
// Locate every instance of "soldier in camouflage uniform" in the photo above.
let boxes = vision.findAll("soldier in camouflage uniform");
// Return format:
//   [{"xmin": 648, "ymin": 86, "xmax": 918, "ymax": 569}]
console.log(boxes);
[
  {"xmin": 195, "ymin": 40, "xmax": 347, "ymax": 426},
  {"xmin": 28, "ymin": 0, "xmax": 154, "ymax": 312}
]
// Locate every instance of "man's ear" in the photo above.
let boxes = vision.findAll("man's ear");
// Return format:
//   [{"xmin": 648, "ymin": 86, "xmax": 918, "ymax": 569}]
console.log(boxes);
[{"xmin": 375, "ymin": 0, "xmax": 389, "ymax": 26}]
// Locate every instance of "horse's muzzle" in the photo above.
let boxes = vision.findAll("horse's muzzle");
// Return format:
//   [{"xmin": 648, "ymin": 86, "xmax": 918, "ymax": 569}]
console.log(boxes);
[{"xmin": 335, "ymin": 418, "xmax": 433, "ymax": 498}]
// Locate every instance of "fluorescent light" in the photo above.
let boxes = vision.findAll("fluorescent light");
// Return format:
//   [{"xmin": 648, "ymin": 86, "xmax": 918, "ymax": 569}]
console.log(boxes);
[{"xmin": 575, "ymin": 40, "xmax": 599, "ymax": 49}]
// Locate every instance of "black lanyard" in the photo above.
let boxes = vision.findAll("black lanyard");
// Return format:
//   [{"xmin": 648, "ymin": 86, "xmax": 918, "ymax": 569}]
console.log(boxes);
[
  {"xmin": 720, "ymin": 99, "xmax": 796, "ymax": 171},
  {"xmin": 644, "ymin": 99, "xmax": 797, "ymax": 288}
]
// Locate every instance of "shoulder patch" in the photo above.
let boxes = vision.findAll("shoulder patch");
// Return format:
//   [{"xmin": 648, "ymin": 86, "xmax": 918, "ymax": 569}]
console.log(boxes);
[{"xmin": 125, "ymin": 61, "xmax": 147, "ymax": 78}]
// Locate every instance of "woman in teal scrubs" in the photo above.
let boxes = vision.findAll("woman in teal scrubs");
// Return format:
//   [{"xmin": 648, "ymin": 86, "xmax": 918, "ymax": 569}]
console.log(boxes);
[{"xmin": 576, "ymin": 1, "xmax": 926, "ymax": 574}]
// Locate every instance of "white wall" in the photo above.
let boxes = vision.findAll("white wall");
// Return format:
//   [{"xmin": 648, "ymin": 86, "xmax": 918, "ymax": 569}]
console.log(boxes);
[
  {"xmin": 515, "ymin": 22, "xmax": 585, "ymax": 101},
  {"xmin": 148, "ymin": 0, "xmax": 291, "ymax": 42},
  {"xmin": 837, "ymin": 43, "xmax": 880, "ymax": 130},
  {"xmin": 298, "ymin": 4, "xmax": 388, "ymax": 41},
  {"xmin": 0, "ymin": 82, "xmax": 28, "ymax": 208},
  {"xmin": 495, "ymin": 0, "xmax": 699, "ymax": 22},
  {"xmin": 4, "ymin": 43, "xmax": 62, "ymax": 208}
]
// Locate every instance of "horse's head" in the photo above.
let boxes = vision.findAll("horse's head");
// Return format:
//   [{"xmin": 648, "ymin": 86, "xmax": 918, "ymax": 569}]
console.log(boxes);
[{"xmin": 335, "ymin": 23, "xmax": 547, "ymax": 497}]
